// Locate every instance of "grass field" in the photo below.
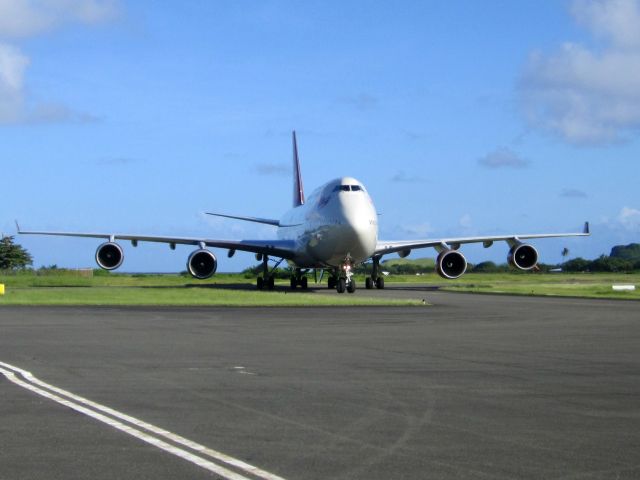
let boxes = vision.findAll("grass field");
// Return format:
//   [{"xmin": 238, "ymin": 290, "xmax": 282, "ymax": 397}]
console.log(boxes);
[
  {"xmin": 0, "ymin": 270, "xmax": 638, "ymax": 305},
  {"xmin": 0, "ymin": 271, "xmax": 419, "ymax": 306},
  {"xmin": 408, "ymin": 271, "xmax": 640, "ymax": 300}
]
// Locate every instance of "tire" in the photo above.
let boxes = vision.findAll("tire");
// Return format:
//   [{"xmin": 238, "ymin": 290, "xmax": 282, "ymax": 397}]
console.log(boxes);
[
  {"xmin": 347, "ymin": 279, "xmax": 356, "ymax": 293},
  {"xmin": 257, "ymin": 277, "xmax": 264, "ymax": 290},
  {"xmin": 267, "ymin": 276, "xmax": 275, "ymax": 290},
  {"xmin": 328, "ymin": 277, "xmax": 336, "ymax": 289},
  {"xmin": 290, "ymin": 277, "xmax": 297, "ymax": 289},
  {"xmin": 336, "ymin": 278, "xmax": 346, "ymax": 293},
  {"xmin": 376, "ymin": 277, "xmax": 385, "ymax": 289},
  {"xmin": 301, "ymin": 277, "xmax": 308, "ymax": 289},
  {"xmin": 365, "ymin": 277, "xmax": 373, "ymax": 289}
]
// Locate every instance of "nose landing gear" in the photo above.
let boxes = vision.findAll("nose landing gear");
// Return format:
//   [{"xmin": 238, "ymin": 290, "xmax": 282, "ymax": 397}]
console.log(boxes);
[{"xmin": 335, "ymin": 260, "xmax": 356, "ymax": 294}]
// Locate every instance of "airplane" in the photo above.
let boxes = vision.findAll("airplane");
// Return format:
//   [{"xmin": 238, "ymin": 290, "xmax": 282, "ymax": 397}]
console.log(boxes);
[{"xmin": 18, "ymin": 132, "xmax": 590, "ymax": 293}]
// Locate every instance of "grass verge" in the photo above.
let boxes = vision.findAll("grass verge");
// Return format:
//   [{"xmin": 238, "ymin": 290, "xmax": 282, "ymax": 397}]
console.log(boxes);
[
  {"xmin": 435, "ymin": 272, "xmax": 640, "ymax": 300},
  {"xmin": 0, "ymin": 272, "xmax": 421, "ymax": 306},
  {"xmin": 1, "ymin": 271, "xmax": 638, "ymax": 305}
]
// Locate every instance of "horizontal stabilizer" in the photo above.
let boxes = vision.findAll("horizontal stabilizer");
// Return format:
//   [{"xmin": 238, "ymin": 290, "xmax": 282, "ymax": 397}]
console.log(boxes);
[{"xmin": 205, "ymin": 212, "xmax": 280, "ymax": 226}]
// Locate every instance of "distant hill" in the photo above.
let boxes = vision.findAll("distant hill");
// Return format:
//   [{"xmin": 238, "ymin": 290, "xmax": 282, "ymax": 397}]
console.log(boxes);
[{"xmin": 610, "ymin": 243, "xmax": 640, "ymax": 261}]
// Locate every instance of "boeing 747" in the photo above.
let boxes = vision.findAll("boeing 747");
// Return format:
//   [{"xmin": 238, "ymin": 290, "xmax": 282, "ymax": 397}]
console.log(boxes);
[{"xmin": 18, "ymin": 132, "xmax": 590, "ymax": 293}]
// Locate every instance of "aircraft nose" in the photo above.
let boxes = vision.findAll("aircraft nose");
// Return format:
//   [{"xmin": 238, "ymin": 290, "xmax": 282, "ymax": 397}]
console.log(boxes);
[{"xmin": 340, "ymin": 197, "xmax": 377, "ymax": 257}]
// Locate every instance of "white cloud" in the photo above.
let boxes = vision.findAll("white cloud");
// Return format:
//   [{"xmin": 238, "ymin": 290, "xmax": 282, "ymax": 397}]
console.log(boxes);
[
  {"xmin": 0, "ymin": 43, "xmax": 28, "ymax": 123},
  {"xmin": 560, "ymin": 188, "xmax": 588, "ymax": 198},
  {"xmin": 478, "ymin": 147, "xmax": 530, "ymax": 168},
  {"xmin": 618, "ymin": 206, "xmax": 640, "ymax": 229},
  {"xmin": 571, "ymin": 0, "xmax": 640, "ymax": 49},
  {"xmin": 0, "ymin": 0, "xmax": 117, "ymax": 125},
  {"xmin": 519, "ymin": 0, "xmax": 640, "ymax": 145},
  {"xmin": 0, "ymin": 0, "xmax": 118, "ymax": 38},
  {"xmin": 401, "ymin": 222, "xmax": 433, "ymax": 237},
  {"xmin": 256, "ymin": 163, "xmax": 289, "ymax": 176},
  {"xmin": 459, "ymin": 214, "xmax": 472, "ymax": 229},
  {"xmin": 390, "ymin": 171, "xmax": 428, "ymax": 183},
  {"xmin": 339, "ymin": 93, "xmax": 379, "ymax": 111}
]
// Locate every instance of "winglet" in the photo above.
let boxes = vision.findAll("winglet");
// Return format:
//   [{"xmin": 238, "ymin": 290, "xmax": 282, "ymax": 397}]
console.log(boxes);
[
  {"xmin": 15, "ymin": 220, "xmax": 21, "ymax": 233},
  {"xmin": 292, "ymin": 131, "xmax": 305, "ymax": 207},
  {"xmin": 583, "ymin": 221, "xmax": 590, "ymax": 235}
]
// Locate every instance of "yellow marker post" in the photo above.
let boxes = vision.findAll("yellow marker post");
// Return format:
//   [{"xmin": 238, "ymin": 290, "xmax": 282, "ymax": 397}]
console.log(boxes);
[{"xmin": 0, "ymin": 284, "xmax": 4, "ymax": 295}]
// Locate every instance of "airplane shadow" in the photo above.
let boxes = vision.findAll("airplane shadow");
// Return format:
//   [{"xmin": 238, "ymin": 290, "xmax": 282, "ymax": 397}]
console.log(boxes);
[
  {"xmin": 136, "ymin": 283, "xmax": 441, "ymax": 293},
  {"xmin": 182, "ymin": 283, "xmax": 324, "ymax": 293}
]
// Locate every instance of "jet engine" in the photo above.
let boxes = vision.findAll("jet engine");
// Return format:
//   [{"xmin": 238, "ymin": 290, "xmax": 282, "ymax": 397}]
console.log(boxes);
[
  {"xmin": 508, "ymin": 243, "xmax": 538, "ymax": 270},
  {"xmin": 187, "ymin": 249, "xmax": 217, "ymax": 279},
  {"xmin": 95, "ymin": 242, "xmax": 124, "ymax": 270},
  {"xmin": 436, "ymin": 249, "xmax": 467, "ymax": 279}
]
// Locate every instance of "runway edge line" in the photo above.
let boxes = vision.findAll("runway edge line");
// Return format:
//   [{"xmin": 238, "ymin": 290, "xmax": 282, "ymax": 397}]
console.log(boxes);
[{"xmin": 0, "ymin": 361, "xmax": 287, "ymax": 480}]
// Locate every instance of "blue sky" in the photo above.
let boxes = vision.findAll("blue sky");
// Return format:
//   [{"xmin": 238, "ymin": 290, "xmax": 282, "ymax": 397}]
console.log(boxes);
[{"xmin": 2, "ymin": 0, "xmax": 639, "ymax": 272}]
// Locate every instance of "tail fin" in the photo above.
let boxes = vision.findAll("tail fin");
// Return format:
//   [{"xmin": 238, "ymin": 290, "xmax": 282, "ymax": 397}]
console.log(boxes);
[{"xmin": 292, "ymin": 131, "xmax": 305, "ymax": 207}]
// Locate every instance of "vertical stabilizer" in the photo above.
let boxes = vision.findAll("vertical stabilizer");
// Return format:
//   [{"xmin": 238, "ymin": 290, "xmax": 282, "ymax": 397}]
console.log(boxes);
[{"xmin": 292, "ymin": 131, "xmax": 305, "ymax": 207}]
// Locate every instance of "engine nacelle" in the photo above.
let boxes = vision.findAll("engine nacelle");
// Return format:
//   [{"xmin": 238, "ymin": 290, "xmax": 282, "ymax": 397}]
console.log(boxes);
[
  {"xmin": 95, "ymin": 242, "xmax": 124, "ymax": 270},
  {"xmin": 436, "ymin": 249, "xmax": 467, "ymax": 279},
  {"xmin": 187, "ymin": 249, "xmax": 217, "ymax": 279},
  {"xmin": 508, "ymin": 243, "xmax": 538, "ymax": 270}
]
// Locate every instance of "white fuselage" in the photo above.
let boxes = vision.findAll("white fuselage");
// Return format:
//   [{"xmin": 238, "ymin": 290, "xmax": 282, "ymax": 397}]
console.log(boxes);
[{"xmin": 277, "ymin": 177, "xmax": 378, "ymax": 268}]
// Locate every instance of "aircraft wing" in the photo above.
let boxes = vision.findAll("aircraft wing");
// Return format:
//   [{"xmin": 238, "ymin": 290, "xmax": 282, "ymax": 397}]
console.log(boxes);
[
  {"xmin": 17, "ymin": 227, "xmax": 297, "ymax": 259},
  {"xmin": 374, "ymin": 222, "xmax": 590, "ymax": 256}
]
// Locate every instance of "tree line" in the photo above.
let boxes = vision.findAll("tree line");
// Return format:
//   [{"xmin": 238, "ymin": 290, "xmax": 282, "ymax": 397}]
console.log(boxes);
[{"xmin": 464, "ymin": 243, "xmax": 640, "ymax": 273}]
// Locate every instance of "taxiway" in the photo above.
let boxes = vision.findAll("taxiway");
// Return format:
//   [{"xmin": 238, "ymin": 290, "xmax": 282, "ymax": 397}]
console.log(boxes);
[{"xmin": 1, "ymin": 290, "xmax": 638, "ymax": 479}]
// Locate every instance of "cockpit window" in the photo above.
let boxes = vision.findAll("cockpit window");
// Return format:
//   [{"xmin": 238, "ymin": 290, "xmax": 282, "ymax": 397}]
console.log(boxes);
[{"xmin": 331, "ymin": 184, "xmax": 365, "ymax": 193}]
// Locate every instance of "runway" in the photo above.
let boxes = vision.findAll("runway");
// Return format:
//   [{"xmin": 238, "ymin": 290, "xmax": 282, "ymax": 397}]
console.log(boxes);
[{"xmin": 1, "ymin": 290, "xmax": 639, "ymax": 479}]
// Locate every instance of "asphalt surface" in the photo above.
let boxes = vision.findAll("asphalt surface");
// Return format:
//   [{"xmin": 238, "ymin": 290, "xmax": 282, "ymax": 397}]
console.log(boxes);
[{"xmin": 1, "ymin": 289, "xmax": 639, "ymax": 479}]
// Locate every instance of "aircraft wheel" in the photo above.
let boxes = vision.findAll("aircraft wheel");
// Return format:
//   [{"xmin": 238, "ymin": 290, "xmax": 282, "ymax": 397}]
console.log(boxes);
[
  {"xmin": 301, "ymin": 277, "xmax": 308, "ymax": 289},
  {"xmin": 365, "ymin": 277, "xmax": 373, "ymax": 289},
  {"xmin": 290, "ymin": 277, "xmax": 297, "ymax": 289},
  {"xmin": 267, "ymin": 276, "xmax": 275, "ymax": 290},
  {"xmin": 376, "ymin": 277, "xmax": 385, "ymax": 289},
  {"xmin": 328, "ymin": 277, "xmax": 336, "ymax": 289},
  {"xmin": 257, "ymin": 277, "xmax": 264, "ymax": 290},
  {"xmin": 336, "ymin": 278, "xmax": 346, "ymax": 293},
  {"xmin": 347, "ymin": 279, "xmax": 356, "ymax": 294}
]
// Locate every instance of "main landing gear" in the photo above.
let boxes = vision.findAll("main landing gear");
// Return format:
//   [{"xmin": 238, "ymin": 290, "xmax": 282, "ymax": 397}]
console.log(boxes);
[
  {"xmin": 365, "ymin": 255, "xmax": 385, "ymax": 290},
  {"xmin": 256, "ymin": 254, "xmax": 281, "ymax": 291},
  {"xmin": 290, "ymin": 269, "xmax": 308, "ymax": 290}
]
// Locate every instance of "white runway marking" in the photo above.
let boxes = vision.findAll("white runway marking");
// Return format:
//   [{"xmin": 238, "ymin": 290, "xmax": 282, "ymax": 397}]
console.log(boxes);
[{"xmin": 0, "ymin": 361, "xmax": 286, "ymax": 480}]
